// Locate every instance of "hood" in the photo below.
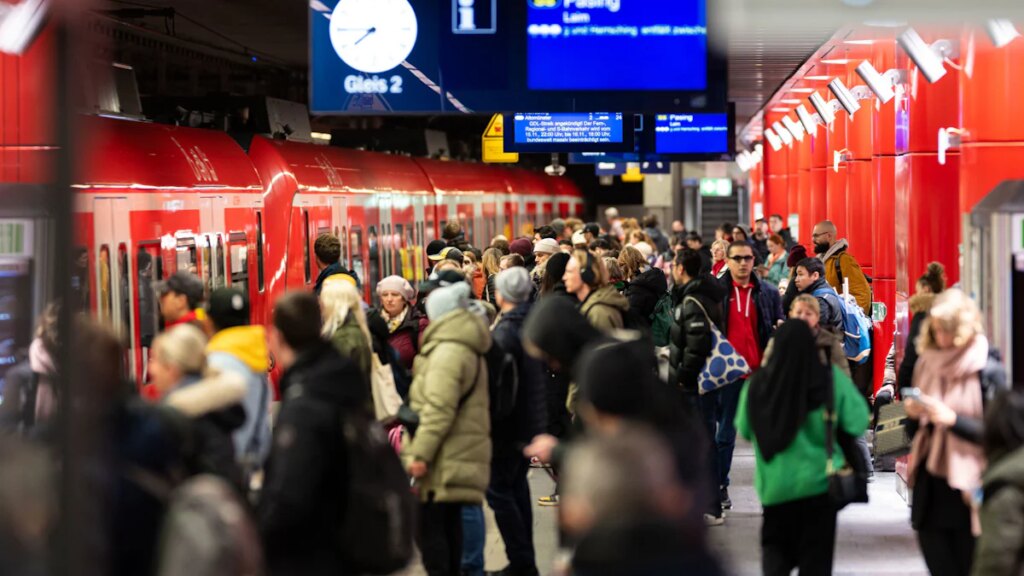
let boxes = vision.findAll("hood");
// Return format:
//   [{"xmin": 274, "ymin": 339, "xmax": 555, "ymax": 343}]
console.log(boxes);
[
  {"xmin": 629, "ymin": 268, "xmax": 668, "ymax": 295},
  {"xmin": 207, "ymin": 326, "xmax": 269, "ymax": 373},
  {"xmin": 985, "ymin": 445, "xmax": 1024, "ymax": 491},
  {"xmin": 421, "ymin": 308, "xmax": 492, "ymax": 355},
  {"xmin": 523, "ymin": 296, "xmax": 602, "ymax": 373},
  {"xmin": 164, "ymin": 371, "xmax": 247, "ymax": 419},
  {"xmin": 820, "ymin": 238, "xmax": 849, "ymax": 262},
  {"xmin": 582, "ymin": 284, "xmax": 630, "ymax": 316},
  {"xmin": 680, "ymin": 274, "xmax": 726, "ymax": 303},
  {"xmin": 281, "ymin": 341, "xmax": 367, "ymax": 408},
  {"xmin": 910, "ymin": 293, "xmax": 935, "ymax": 314}
]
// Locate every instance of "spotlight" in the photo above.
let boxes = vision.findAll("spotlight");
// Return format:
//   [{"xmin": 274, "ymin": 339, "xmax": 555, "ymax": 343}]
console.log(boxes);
[
  {"xmin": 897, "ymin": 27, "xmax": 957, "ymax": 84},
  {"xmin": 0, "ymin": 0, "xmax": 47, "ymax": 55},
  {"xmin": 764, "ymin": 128, "xmax": 783, "ymax": 152},
  {"xmin": 986, "ymin": 19, "xmax": 1021, "ymax": 48},
  {"xmin": 809, "ymin": 92, "xmax": 836, "ymax": 126},
  {"xmin": 772, "ymin": 121, "xmax": 794, "ymax": 146},
  {"xmin": 796, "ymin": 104, "xmax": 819, "ymax": 136},
  {"xmin": 737, "ymin": 150, "xmax": 754, "ymax": 172},
  {"xmin": 855, "ymin": 61, "xmax": 898, "ymax": 104},
  {"xmin": 828, "ymin": 78, "xmax": 861, "ymax": 116},
  {"xmin": 782, "ymin": 115, "xmax": 805, "ymax": 142}
]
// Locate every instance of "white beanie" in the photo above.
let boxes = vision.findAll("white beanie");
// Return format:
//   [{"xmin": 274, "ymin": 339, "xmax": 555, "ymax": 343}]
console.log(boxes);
[
  {"xmin": 633, "ymin": 241, "xmax": 653, "ymax": 260},
  {"xmin": 425, "ymin": 282, "xmax": 472, "ymax": 321}
]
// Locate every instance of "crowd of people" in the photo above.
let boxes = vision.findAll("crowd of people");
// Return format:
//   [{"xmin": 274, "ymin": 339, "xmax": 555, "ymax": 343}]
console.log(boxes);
[{"xmin": 0, "ymin": 207, "xmax": 1017, "ymax": 576}]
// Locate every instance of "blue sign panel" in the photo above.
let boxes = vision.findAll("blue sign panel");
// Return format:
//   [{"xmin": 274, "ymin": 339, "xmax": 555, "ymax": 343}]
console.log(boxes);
[
  {"xmin": 506, "ymin": 112, "xmax": 631, "ymax": 152},
  {"xmin": 653, "ymin": 113, "xmax": 730, "ymax": 154},
  {"xmin": 594, "ymin": 162, "xmax": 626, "ymax": 175}
]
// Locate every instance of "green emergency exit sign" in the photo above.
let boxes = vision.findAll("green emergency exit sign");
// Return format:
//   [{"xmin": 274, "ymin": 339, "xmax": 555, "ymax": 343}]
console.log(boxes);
[
  {"xmin": 700, "ymin": 178, "xmax": 732, "ymax": 197},
  {"xmin": 0, "ymin": 222, "xmax": 26, "ymax": 255}
]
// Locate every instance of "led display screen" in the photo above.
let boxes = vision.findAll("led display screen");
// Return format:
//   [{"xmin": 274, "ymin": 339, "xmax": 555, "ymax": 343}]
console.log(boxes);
[
  {"xmin": 505, "ymin": 112, "xmax": 632, "ymax": 152},
  {"xmin": 653, "ymin": 113, "xmax": 730, "ymax": 154},
  {"xmin": 309, "ymin": 0, "xmax": 723, "ymax": 114}
]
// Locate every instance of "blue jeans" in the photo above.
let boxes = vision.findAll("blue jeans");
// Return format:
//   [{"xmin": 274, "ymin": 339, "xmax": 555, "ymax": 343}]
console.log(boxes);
[
  {"xmin": 699, "ymin": 379, "xmax": 744, "ymax": 488},
  {"xmin": 461, "ymin": 504, "xmax": 485, "ymax": 576}
]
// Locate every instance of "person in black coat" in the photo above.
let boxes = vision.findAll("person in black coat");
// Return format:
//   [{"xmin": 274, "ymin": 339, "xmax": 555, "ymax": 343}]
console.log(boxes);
[
  {"xmin": 668, "ymin": 248, "xmax": 727, "ymax": 523},
  {"xmin": 791, "ymin": 258, "xmax": 845, "ymax": 334},
  {"xmin": 487, "ymin": 268, "xmax": 548, "ymax": 576},
  {"xmin": 685, "ymin": 232, "xmax": 713, "ymax": 276},
  {"xmin": 260, "ymin": 292, "xmax": 369, "ymax": 576},
  {"xmin": 620, "ymin": 245, "xmax": 668, "ymax": 323}
]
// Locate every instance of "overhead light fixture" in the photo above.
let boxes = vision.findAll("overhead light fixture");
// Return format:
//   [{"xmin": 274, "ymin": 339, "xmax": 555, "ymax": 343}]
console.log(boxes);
[
  {"xmin": 771, "ymin": 121, "xmax": 794, "ymax": 146},
  {"xmin": 986, "ymin": 19, "xmax": 1021, "ymax": 48},
  {"xmin": 0, "ymin": 0, "xmax": 48, "ymax": 55},
  {"xmin": 782, "ymin": 115, "xmax": 805, "ymax": 141},
  {"xmin": 854, "ymin": 60, "xmax": 908, "ymax": 104},
  {"xmin": 805, "ymin": 75, "xmax": 833, "ymax": 81},
  {"xmin": 809, "ymin": 92, "xmax": 837, "ymax": 125},
  {"xmin": 821, "ymin": 58, "xmax": 852, "ymax": 65},
  {"xmin": 786, "ymin": 88, "xmax": 816, "ymax": 94},
  {"xmin": 780, "ymin": 99, "xmax": 802, "ymax": 104},
  {"xmin": 796, "ymin": 104, "xmax": 819, "ymax": 137},
  {"xmin": 843, "ymin": 39, "xmax": 875, "ymax": 45},
  {"xmin": 828, "ymin": 78, "xmax": 862, "ymax": 116},
  {"xmin": 764, "ymin": 128, "xmax": 783, "ymax": 152},
  {"xmin": 897, "ymin": 27, "xmax": 958, "ymax": 84},
  {"xmin": 770, "ymin": 107, "xmax": 791, "ymax": 113}
]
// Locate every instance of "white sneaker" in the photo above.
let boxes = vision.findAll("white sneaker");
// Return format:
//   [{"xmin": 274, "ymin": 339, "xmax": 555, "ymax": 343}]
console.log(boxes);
[{"xmin": 703, "ymin": 513, "xmax": 725, "ymax": 527}]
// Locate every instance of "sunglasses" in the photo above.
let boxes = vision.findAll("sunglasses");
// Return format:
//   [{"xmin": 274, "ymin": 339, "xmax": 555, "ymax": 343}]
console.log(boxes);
[{"xmin": 729, "ymin": 255, "xmax": 755, "ymax": 263}]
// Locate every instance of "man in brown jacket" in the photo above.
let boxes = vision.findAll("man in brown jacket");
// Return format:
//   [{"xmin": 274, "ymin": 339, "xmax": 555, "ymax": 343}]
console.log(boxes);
[{"xmin": 811, "ymin": 220, "xmax": 872, "ymax": 317}]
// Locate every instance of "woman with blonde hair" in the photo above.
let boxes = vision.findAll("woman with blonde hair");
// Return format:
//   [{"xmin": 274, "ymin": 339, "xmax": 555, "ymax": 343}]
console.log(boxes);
[
  {"xmin": 563, "ymin": 249, "xmax": 629, "ymax": 332},
  {"xmin": 710, "ymin": 239, "xmax": 729, "ymax": 278},
  {"xmin": 320, "ymin": 277, "xmax": 373, "ymax": 401},
  {"xmin": 481, "ymin": 247, "xmax": 503, "ymax": 306},
  {"xmin": 904, "ymin": 289, "xmax": 996, "ymax": 576},
  {"xmin": 618, "ymin": 244, "xmax": 668, "ymax": 324}
]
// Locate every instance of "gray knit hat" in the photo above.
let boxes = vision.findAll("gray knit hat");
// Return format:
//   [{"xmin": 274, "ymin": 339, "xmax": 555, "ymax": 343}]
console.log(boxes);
[
  {"xmin": 495, "ymin": 267, "xmax": 532, "ymax": 304},
  {"xmin": 425, "ymin": 281, "xmax": 472, "ymax": 321}
]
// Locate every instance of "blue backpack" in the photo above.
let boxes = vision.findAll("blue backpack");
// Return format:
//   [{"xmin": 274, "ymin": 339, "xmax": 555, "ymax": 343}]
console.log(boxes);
[{"xmin": 813, "ymin": 286, "xmax": 872, "ymax": 364}]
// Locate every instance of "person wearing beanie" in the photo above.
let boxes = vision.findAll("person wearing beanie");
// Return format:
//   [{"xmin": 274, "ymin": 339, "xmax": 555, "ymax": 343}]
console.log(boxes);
[
  {"xmin": 203, "ymin": 288, "xmax": 272, "ymax": 477},
  {"xmin": 571, "ymin": 230, "xmax": 588, "ymax": 249},
  {"xmin": 509, "ymin": 238, "xmax": 533, "ymax": 260},
  {"xmin": 402, "ymin": 280, "xmax": 492, "ymax": 576},
  {"xmin": 539, "ymin": 252, "xmax": 572, "ymax": 300},
  {"xmin": 486, "ymin": 268, "xmax": 547, "ymax": 576},
  {"xmin": 371, "ymin": 276, "xmax": 429, "ymax": 391},
  {"xmin": 781, "ymin": 244, "xmax": 810, "ymax": 313},
  {"xmin": 533, "ymin": 238, "xmax": 560, "ymax": 263}
]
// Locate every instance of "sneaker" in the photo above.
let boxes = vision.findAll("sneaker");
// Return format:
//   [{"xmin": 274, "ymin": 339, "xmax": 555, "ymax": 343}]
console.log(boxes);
[
  {"xmin": 720, "ymin": 487, "xmax": 732, "ymax": 510},
  {"xmin": 538, "ymin": 494, "xmax": 559, "ymax": 507},
  {"xmin": 703, "ymin": 513, "xmax": 725, "ymax": 527}
]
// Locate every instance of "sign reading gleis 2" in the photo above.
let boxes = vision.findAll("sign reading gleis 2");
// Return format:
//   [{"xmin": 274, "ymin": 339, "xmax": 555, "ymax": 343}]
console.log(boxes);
[{"xmin": 309, "ymin": 0, "xmax": 719, "ymax": 114}]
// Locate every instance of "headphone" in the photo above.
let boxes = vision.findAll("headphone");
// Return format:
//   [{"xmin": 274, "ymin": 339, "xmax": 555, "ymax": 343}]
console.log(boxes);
[{"xmin": 581, "ymin": 250, "xmax": 597, "ymax": 286}]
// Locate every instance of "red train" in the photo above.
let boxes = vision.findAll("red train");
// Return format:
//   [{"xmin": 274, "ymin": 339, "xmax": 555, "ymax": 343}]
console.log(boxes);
[{"xmin": 73, "ymin": 116, "xmax": 584, "ymax": 381}]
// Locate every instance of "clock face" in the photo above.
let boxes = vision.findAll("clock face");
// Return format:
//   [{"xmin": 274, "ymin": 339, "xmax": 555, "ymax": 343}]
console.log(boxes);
[{"xmin": 329, "ymin": 0, "xmax": 418, "ymax": 74}]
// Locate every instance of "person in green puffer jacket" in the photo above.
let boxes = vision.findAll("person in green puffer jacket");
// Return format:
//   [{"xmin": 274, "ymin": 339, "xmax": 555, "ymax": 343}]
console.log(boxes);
[
  {"xmin": 319, "ymin": 275, "xmax": 373, "ymax": 413},
  {"xmin": 564, "ymin": 249, "xmax": 630, "ymax": 332},
  {"xmin": 972, "ymin": 390, "xmax": 1024, "ymax": 576},
  {"xmin": 402, "ymin": 281, "xmax": 492, "ymax": 576},
  {"xmin": 736, "ymin": 320, "xmax": 869, "ymax": 576}
]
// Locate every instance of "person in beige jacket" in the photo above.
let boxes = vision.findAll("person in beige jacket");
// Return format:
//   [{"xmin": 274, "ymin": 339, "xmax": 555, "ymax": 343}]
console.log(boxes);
[{"xmin": 402, "ymin": 281, "xmax": 492, "ymax": 576}]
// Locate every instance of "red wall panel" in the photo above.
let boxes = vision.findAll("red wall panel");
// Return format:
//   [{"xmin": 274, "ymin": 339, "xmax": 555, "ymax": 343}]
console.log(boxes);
[
  {"xmin": 960, "ymin": 144, "xmax": 1024, "ymax": 214},
  {"xmin": 810, "ymin": 168, "xmax": 828, "ymax": 237},
  {"xmin": 846, "ymin": 161, "xmax": 874, "ymax": 268},
  {"xmin": 897, "ymin": 153, "xmax": 961, "ymax": 290},
  {"xmin": 826, "ymin": 166, "xmax": 849, "ymax": 237},
  {"xmin": 873, "ymin": 156, "xmax": 897, "ymax": 279},
  {"xmin": 961, "ymin": 30, "xmax": 1024, "ymax": 143}
]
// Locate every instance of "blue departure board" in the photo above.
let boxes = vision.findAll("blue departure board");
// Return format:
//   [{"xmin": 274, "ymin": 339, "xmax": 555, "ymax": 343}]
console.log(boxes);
[
  {"xmin": 653, "ymin": 113, "xmax": 730, "ymax": 154},
  {"xmin": 506, "ymin": 112, "xmax": 631, "ymax": 152}
]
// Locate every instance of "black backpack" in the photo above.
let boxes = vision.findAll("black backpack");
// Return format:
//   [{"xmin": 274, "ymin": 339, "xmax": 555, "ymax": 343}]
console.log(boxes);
[
  {"xmin": 484, "ymin": 341, "xmax": 519, "ymax": 423},
  {"xmin": 338, "ymin": 410, "xmax": 416, "ymax": 574}
]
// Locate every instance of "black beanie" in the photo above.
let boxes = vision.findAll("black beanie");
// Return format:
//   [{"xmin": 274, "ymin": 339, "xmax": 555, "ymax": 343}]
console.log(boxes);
[{"xmin": 575, "ymin": 336, "xmax": 660, "ymax": 419}]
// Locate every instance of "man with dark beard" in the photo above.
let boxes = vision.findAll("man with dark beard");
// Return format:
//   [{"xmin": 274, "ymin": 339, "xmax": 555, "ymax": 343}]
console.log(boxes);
[{"xmin": 811, "ymin": 220, "xmax": 871, "ymax": 317}]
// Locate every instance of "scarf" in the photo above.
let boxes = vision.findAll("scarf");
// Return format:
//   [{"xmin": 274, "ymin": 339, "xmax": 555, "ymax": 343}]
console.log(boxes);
[
  {"xmin": 819, "ymin": 238, "xmax": 849, "ymax": 263},
  {"xmin": 381, "ymin": 305, "xmax": 409, "ymax": 334},
  {"xmin": 909, "ymin": 333, "xmax": 988, "ymax": 503},
  {"xmin": 747, "ymin": 321, "xmax": 829, "ymax": 462}
]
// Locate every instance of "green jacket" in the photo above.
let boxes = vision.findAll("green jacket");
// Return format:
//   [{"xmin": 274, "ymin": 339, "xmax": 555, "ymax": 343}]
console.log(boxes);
[
  {"xmin": 765, "ymin": 254, "xmax": 789, "ymax": 287},
  {"xmin": 402, "ymin": 308, "xmax": 492, "ymax": 504},
  {"xmin": 736, "ymin": 366, "xmax": 869, "ymax": 507},
  {"xmin": 328, "ymin": 315, "xmax": 372, "ymax": 379},
  {"xmin": 973, "ymin": 446, "xmax": 1024, "ymax": 576},
  {"xmin": 580, "ymin": 284, "xmax": 629, "ymax": 333}
]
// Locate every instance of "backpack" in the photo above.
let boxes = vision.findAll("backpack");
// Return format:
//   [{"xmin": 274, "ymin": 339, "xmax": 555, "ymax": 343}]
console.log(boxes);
[
  {"xmin": 484, "ymin": 341, "xmax": 519, "ymax": 422},
  {"xmin": 813, "ymin": 286, "xmax": 872, "ymax": 364},
  {"xmin": 338, "ymin": 411, "xmax": 417, "ymax": 574},
  {"xmin": 649, "ymin": 292, "xmax": 674, "ymax": 347},
  {"xmin": 155, "ymin": 475, "xmax": 264, "ymax": 576}
]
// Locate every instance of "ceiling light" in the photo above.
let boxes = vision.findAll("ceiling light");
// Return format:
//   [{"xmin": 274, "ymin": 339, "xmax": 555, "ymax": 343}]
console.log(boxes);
[
  {"xmin": 780, "ymin": 99, "xmax": 802, "ymax": 104},
  {"xmin": 786, "ymin": 88, "xmax": 816, "ymax": 94},
  {"xmin": 796, "ymin": 104, "xmax": 819, "ymax": 137},
  {"xmin": 986, "ymin": 19, "xmax": 1021, "ymax": 48},
  {"xmin": 821, "ymin": 59, "xmax": 852, "ymax": 65},
  {"xmin": 897, "ymin": 27, "xmax": 958, "ymax": 84},
  {"xmin": 770, "ymin": 107, "xmax": 791, "ymax": 113},
  {"xmin": 805, "ymin": 75, "xmax": 833, "ymax": 81},
  {"xmin": 782, "ymin": 115, "xmax": 805, "ymax": 142},
  {"xmin": 772, "ymin": 121, "xmax": 794, "ymax": 146},
  {"xmin": 843, "ymin": 39, "xmax": 875, "ymax": 45},
  {"xmin": 809, "ymin": 92, "xmax": 836, "ymax": 125},
  {"xmin": 764, "ymin": 128, "xmax": 783, "ymax": 152},
  {"xmin": 828, "ymin": 78, "xmax": 861, "ymax": 116}
]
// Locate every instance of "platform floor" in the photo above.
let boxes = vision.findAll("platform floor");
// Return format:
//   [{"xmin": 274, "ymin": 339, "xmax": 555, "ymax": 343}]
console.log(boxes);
[{"xmin": 399, "ymin": 443, "xmax": 929, "ymax": 575}]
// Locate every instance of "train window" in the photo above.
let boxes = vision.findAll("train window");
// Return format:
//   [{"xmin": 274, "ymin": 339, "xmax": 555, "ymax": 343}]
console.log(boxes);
[
  {"xmin": 367, "ymin": 225, "xmax": 380, "ymax": 291},
  {"xmin": 215, "ymin": 236, "xmax": 226, "ymax": 290},
  {"xmin": 394, "ymin": 223, "xmax": 406, "ymax": 281},
  {"xmin": 118, "ymin": 244, "xmax": 133, "ymax": 348},
  {"xmin": 383, "ymin": 223, "xmax": 392, "ymax": 278},
  {"xmin": 201, "ymin": 239, "xmax": 213, "ymax": 298},
  {"xmin": 303, "ymin": 210, "xmax": 311, "ymax": 284},
  {"xmin": 176, "ymin": 237, "xmax": 197, "ymax": 275},
  {"xmin": 256, "ymin": 212, "xmax": 265, "ymax": 292},
  {"xmin": 349, "ymin": 226, "xmax": 364, "ymax": 289},
  {"xmin": 136, "ymin": 243, "xmax": 159, "ymax": 349},
  {"xmin": 98, "ymin": 245, "xmax": 112, "ymax": 325},
  {"xmin": 71, "ymin": 246, "xmax": 90, "ymax": 312},
  {"xmin": 227, "ymin": 232, "xmax": 249, "ymax": 293}
]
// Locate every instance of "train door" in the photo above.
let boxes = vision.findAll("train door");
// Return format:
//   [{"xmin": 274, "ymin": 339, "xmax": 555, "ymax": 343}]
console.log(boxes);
[
  {"xmin": 411, "ymin": 198, "xmax": 426, "ymax": 283},
  {"xmin": 331, "ymin": 196, "xmax": 350, "ymax": 268},
  {"xmin": 93, "ymin": 197, "xmax": 135, "ymax": 375}
]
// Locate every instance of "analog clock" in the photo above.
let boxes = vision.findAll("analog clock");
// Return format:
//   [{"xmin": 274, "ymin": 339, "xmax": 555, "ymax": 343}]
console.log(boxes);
[{"xmin": 329, "ymin": 0, "xmax": 418, "ymax": 74}]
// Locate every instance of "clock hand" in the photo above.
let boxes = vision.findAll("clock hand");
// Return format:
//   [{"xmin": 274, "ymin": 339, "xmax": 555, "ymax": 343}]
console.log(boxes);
[{"xmin": 354, "ymin": 26, "xmax": 377, "ymax": 45}]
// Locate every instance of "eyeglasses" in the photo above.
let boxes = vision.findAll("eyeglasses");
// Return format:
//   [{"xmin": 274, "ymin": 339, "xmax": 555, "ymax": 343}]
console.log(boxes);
[
  {"xmin": 811, "ymin": 232, "xmax": 829, "ymax": 238},
  {"xmin": 729, "ymin": 255, "xmax": 755, "ymax": 263}
]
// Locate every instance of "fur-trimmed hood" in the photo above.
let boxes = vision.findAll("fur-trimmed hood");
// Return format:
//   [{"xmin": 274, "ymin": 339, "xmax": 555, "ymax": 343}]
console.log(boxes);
[{"xmin": 164, "ymin": 371, "xmax": 247, "ymax": 418}]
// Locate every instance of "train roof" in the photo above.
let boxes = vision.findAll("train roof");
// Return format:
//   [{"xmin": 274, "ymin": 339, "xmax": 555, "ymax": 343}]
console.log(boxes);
[
  {"xmin": 75, "ymin": 116, "xmax": 262, "ymax": 192},
  {"xmin": 413, "ymin": 157, "xmax": 509, "ymax": 197}
]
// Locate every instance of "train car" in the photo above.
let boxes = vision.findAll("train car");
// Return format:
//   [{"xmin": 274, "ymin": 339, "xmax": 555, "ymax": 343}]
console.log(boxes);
[
  {"xmin": 413, "ymin": 157, "xmax": 510, "ymax": 250},
  {"xmin": 74, "ymin": 116, "xmax": 265, "ymax": 381}
]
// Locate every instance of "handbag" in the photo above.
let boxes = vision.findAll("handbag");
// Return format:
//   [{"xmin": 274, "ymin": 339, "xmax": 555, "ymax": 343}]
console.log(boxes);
[
  {"xmin": 874, "ymin": 402, "xmax": 911, "ymax": 457},
  {"xmin": 683, "ymin": 296, "xmax": 751, "ymax": 395},
  {"xmin": 370, "ymin": 355, "xmax": 404, "ymax": 421},
  {"xmin": 824, "ymin": 368, "xmax": 870, "ymax": 510}
]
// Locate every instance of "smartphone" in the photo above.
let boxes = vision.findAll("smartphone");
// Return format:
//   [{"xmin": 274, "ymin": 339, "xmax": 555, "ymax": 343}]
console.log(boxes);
[{"xmin": 900, "ymin": 387, "xmax": 921, "ymax": 400}]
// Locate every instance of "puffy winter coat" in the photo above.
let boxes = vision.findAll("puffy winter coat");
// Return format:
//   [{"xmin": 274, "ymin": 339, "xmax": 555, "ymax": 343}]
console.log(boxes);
[
  {"xmin": 668, "ymin": 275, "xmax": 725, "ymax": 391},
  {"xmin": 206, "ymin": 326, "xmax": 271, "ymax": 466},
  {"xmin": 327, "ymin": 314, "xmax": 373, "ymax": 413},
  {"xmin": 801, "ymin": 277, "xmax": 845, "ymax": 334},
  {"xmin": 164, "ymin": 373, "xmax": 247, "ymax": 489},
  {"xmin": 374, "ymin": 305, "xmax": 429, "ymax": 373},
  {"xmin": 490, "ymin": 302, "xmax": 547, "ymax": 446},
  {"xmin": 973, "ymin": 446, "xmax": 1024, "ymax": 576},
  {"xmin": 821, "ymin": 239, "xmax": 872, "ymax": 316},
  {"xmin": 580, "ymin": 284, "xmax": 630, "ymax": 332},
  {"xmin": 624, "ymin": 267, "xmax": 668, "ymax": 324},
  {"xmin": 402, "ymin": 308, "xmax": 492, "ymax": 504}
]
